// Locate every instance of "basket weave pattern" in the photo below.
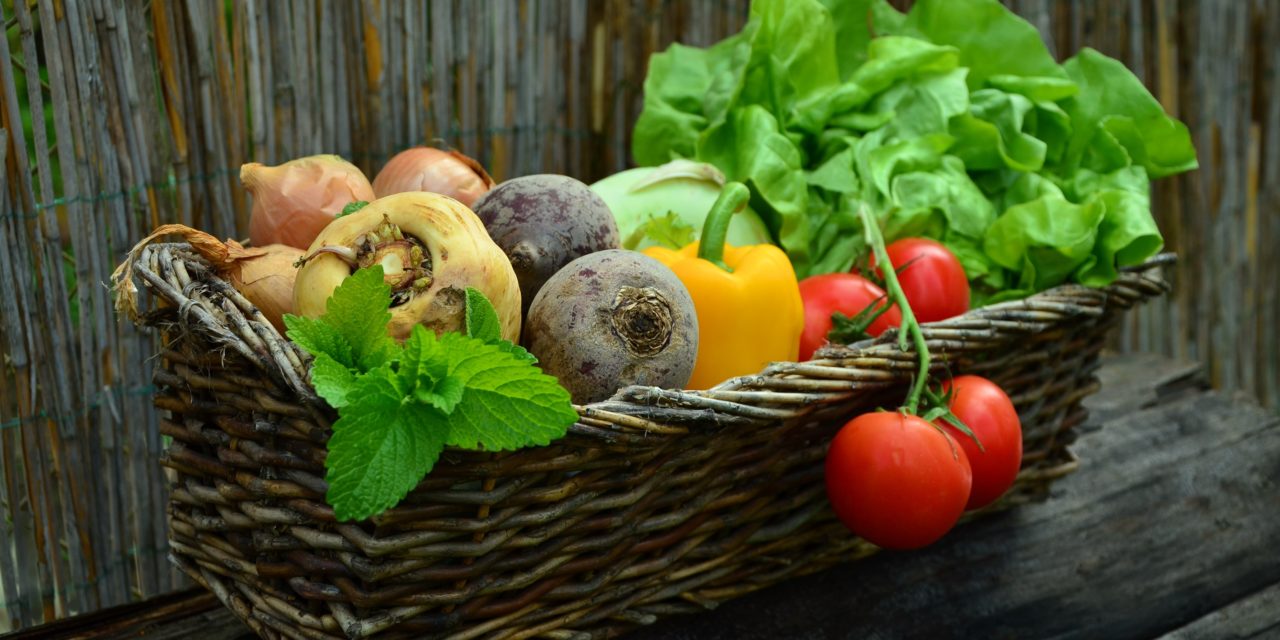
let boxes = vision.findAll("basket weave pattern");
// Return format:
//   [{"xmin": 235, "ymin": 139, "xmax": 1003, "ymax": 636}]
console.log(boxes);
[{"xmin": 132, "ymin": 243, "xmax": 1171, "ymax": 639}]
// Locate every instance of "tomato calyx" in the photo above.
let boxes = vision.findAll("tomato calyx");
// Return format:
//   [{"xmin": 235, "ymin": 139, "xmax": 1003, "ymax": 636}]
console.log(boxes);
[
  {"xmin": 919, "ymin": 385, "xmax": 985, "ymax": 455},
  {"xmin": 826, "ymin": 294, "xmax": 894, "ymax": 345}
]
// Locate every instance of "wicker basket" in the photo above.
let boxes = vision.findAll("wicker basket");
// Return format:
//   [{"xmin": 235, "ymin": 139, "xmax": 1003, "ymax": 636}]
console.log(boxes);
[{"xmin": 126, "ymin": 242, "xmax": 1172, "ymax": 639}]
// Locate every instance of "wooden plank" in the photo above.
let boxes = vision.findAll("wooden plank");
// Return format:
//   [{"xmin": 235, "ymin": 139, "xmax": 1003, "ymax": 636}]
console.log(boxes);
[
  {"xmin": 1082, "ymin": 351, "xmax": 1204, "ymax": 424},
  {"xmin": 1159, "ymin": 581, "xmax": 1280, "ymax": 640},
  {"xmin": 2, "ymin": 589, "xmax": 247, "ymax": 640},
  {"xmin": 630, "ymin": 372, "xmax": 1280, "ymax": 639}
]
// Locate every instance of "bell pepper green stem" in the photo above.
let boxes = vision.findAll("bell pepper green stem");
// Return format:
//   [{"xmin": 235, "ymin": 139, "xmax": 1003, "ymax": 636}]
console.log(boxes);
[
  {"xmin": 697, "ymin": 181, "xmax": 750, "ymax": 271},
  {"xmin": 857, "ymin": 204, "xmax": 930, "ymax": 415}
]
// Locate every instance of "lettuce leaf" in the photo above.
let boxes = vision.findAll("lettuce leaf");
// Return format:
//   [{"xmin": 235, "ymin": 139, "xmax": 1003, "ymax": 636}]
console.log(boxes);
[
  {"xmin": 1062, "ymin": 48, "xmax": 1198, "ymax": 179},
  {"xmin": 630, "ymin": 0, "xmax": 1196, "ymax": 295}
]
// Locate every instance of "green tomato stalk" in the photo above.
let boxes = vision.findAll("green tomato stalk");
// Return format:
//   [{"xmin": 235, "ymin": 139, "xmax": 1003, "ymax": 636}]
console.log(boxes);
[{"xmin": 857, "ymin": 205, "xmax": 930, "ymax": 415}]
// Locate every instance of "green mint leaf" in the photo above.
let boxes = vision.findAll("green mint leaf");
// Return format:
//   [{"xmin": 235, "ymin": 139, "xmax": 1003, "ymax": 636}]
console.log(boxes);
[
  {"xmin": 337, "ymin": 200, "xmax": 370, "ymax": 218},
  {"xmin": 398, "ymin": 325, "xmax": 447, "ymax": 387},
  {"xmin": 496, "ymin": 339, "xmax": 537, "ymax": 364},
  {"xmin": 416, "ymin": 375, "xmax": 465, "ymax": 414},
  {"xmin": 322, "ymin": 266, "xmax": 400, "ymax": 372},
  {"xmin": 464, "ymin": 287, "xmax": 503, "ymax": 343},
  {"xmin": 324, "ymin": 367, "xmax": 447, "ymax": 522},
  {"xmin": 284, "ymin": 314, "xmax": 355, "ymax": 369},
  {"xmin": 310, "ymin": 353, "xmax": 358, "ymax": 408},
  {"xmin": 439, "ymin": 333, "xmax": 577, "ymax": 450},
  {"xmin": 398, "ymin": 325, "xmax": 463, "ymax": 414}
]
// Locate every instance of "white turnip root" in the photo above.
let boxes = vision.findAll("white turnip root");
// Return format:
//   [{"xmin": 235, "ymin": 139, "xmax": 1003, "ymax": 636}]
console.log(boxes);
[{"xmin": 294, "ymin": 192, "xmax": 521, "ymax": 342}]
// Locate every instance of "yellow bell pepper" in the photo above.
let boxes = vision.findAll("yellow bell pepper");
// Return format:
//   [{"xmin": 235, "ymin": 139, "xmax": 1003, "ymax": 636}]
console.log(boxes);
[{"xmin": 643, "ymin": 182, "xmax": 803, "ymax": 390}]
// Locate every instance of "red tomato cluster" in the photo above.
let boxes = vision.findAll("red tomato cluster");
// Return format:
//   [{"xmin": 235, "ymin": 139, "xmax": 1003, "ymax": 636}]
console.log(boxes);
[
  {"xmin": 798, "ymin": 237, "xmax": 970, "ymax": 359},
  {"xmin": 804, "ymin": 237, "xmax": 1019, "ymax": 549},
  {"xmin": 824, "ymin": 375, "xmax": 1023, "ymax": 550}
]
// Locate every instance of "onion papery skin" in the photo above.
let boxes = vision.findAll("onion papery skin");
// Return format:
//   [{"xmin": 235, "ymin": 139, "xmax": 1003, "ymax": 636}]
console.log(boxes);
[{"xmin": 372, "ymin": 147, "xmax": 495, "ymax": 207}]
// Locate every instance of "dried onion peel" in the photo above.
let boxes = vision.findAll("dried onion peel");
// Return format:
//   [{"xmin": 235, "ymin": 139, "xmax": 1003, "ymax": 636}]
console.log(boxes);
[{"xmin": 111, "ymin": 224, "xmax": 300, "ymax": 332}]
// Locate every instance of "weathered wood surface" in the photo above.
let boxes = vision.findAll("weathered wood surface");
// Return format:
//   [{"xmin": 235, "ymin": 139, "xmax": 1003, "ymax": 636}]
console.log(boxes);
[
  {"xmin": 0, "ymin": 0, "xmax": 1276, "ymax": 629},
  {"xmin": 9, "ymin": 353, "xmax": 1278, "ymax": 640},
  {"xmin": 1159, "ymin": 582, "xmax": 1280, "ymax": 640},
  {"xmin": 1, "ymin": 590, "xmax": 243, "ymax": 640}
]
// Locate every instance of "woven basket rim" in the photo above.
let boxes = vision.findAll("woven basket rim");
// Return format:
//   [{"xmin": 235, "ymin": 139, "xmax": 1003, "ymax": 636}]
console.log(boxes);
[{"xmin": 126, "ymin": 244, "xmax": 1173, "ymax": 436}]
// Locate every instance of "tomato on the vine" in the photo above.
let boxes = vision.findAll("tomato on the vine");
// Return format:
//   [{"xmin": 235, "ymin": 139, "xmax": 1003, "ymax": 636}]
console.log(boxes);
[
  {"xmin": 798, "ymin": 273, "xmax": 902, "ymax": 360},
  {"xmin": 824, "ymin": 412, "xmax": 972, "ymax": 550},
  {"xmin": 867, "ymin": 238, "xmax": 970, "ymax": 323},
  {"xmin": 939, "ymin": 375, "xmax": 1023, "ymax": 510}
]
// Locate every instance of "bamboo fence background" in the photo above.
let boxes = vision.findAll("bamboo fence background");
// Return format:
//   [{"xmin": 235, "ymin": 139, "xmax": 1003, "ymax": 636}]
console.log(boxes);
[{"xmin": 0, "ymin": 0, "xmax": 1272, "ymax": 631}]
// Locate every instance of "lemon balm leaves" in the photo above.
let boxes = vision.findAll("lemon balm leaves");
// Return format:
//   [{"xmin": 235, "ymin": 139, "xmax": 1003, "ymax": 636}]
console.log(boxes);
[
  {"xmin": 287, "ymin": 277, "xmax": 575, "ymax": 521},
  {"xmin": 323, "ymin": 367, "xmax": 447, "ymax": 521}
]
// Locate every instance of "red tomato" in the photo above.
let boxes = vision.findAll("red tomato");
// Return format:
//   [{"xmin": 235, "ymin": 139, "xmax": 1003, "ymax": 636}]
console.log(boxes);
[
  {"xmin": 939, "ymin": 375, "xmax": 1023, "ymax": 511},
  {"xmin": 798, "ymin": 273, "xmax": 902, "ymax": 360},
  {"xmin": 825, "ymin": 412, "xmax": 972, "ymax": 550},
  {"xmin": 867, "ymin": 238, "xmax": 970, "ymax": 323}
]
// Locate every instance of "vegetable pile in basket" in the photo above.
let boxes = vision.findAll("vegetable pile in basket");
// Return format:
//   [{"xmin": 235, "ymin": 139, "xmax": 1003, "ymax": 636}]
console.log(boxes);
[{"xmin": 114, "ymin": 0, "xmax": 1194, "ymax": 549}]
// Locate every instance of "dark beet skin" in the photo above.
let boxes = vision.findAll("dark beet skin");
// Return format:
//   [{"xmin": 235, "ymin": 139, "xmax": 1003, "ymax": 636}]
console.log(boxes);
[
  {"xmin": 525, "ymin": 250, "xmax": 698, "ymax": 404},
  {"xmin": 472, "ymin": 175, "xmax": 620, "ymax": 314}
]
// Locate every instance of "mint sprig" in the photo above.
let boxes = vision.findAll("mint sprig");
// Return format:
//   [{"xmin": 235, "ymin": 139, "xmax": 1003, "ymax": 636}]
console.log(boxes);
[
  {"xmin": 464, "ymin": 287, "xmax": 503, "ymax": 342},
  {"xmin": 441, "ymin": 333, "xmax": 574, "ymax": 449},
  {"xmin": 323, "ymin": 364, "xmax": 448, "ymax": 519},
  {"xmin": 465, "ymin": 285, "xmax": 537, "ymax": 364},
  {"xmin": 285, "ymin": 267, "xmax": 397, "ymax": 372},
  {"xmin": 284, "ymin": 268, "xmax": 576, "ymax": 522}
]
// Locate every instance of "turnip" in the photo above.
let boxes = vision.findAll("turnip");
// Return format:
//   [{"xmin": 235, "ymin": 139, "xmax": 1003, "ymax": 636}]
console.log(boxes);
[
  {"xmin": 590, "ymin": 159, "xmax": 772, "ymax": 251},
  {"xmin": 293, "ymin": 192, "xmax": 521, "ymax": 342},
  {"xmin": 524, "ymin": 250, "xmax": 698, "ymax": 404},
  {"xmin": 472, "ymin": 175, "xmax": 620, "ymax": 314}
]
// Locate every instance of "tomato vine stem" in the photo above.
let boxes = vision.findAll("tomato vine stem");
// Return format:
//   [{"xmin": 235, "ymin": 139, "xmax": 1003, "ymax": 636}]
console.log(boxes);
[{"xmin": 857, "ymin": 204, "xmax": 930, "ymax": 415}]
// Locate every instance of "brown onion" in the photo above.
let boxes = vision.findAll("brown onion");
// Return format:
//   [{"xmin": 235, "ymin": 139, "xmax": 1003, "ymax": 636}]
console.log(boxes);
[
  {"xmin": 372, "ymin": 147, "xmax": 495, "ymax": 207},
  {"xmin": 228, "ymin": 244, "xmax": 303, "ymax": 332},
  {"xmin": 243, "ymin": 155, "xmax": 376, "ymax": 250},
  {"xmin": 112, "ymin": 224, "xmax": 300, "ymax": 333}
]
